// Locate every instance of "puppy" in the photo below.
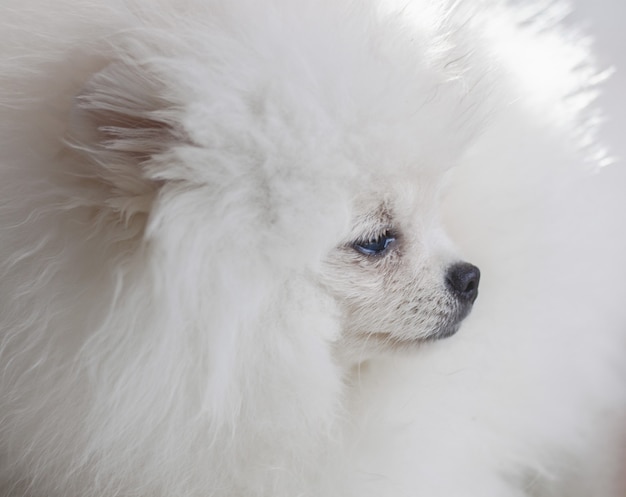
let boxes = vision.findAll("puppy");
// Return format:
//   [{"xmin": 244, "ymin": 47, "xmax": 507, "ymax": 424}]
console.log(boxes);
[{"xmin": 0, "ymin": 0, "xmax": 624, "ymax": 496}]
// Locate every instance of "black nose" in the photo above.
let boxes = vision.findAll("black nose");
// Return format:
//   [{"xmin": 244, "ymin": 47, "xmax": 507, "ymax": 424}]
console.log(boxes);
[{"xmin": 446, "ymin": 263, "xmax": 480, "ymax": 304}]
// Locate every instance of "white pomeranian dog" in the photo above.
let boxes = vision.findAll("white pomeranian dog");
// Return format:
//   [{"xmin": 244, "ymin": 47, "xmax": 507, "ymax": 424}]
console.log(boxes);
[{"xmin": 1, "ymin": 0, "xmax": 624, "ymax": 496}]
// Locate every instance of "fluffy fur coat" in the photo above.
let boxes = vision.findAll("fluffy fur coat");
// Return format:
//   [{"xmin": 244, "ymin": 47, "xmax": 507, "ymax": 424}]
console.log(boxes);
[{"xmin": 0, "ymin": 0, "xmax": 624, "ymax": 496}]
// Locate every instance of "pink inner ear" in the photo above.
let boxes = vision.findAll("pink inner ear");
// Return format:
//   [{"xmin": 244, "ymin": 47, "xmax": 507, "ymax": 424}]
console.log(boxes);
[{"xmin": 92, "ymin": 112, "xmax": 173, "ymax": 158}]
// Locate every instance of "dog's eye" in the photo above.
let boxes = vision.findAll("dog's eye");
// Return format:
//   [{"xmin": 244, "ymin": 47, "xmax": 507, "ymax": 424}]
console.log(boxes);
[{"xmin": 353, "ymin": 231, "xmax": 396, "ymax": 256}]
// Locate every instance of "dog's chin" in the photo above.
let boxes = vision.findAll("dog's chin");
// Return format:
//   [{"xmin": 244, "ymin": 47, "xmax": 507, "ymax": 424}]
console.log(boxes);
[
  {"xmin": 339, "ymin": 309, "xmax": 473, "ymax": 364},
  {"xmin": 427, "ymin": 322, "xmax": 462, "ymax": 341},
  {"xmin": 354, "ymin": 313, "xmax": 469, "ymax": 351},
  {"xmin": 352, "ymin": 322, "xmax": 463, "ymax": 352}
]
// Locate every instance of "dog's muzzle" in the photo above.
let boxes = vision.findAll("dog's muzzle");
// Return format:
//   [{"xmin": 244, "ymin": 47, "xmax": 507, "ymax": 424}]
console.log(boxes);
[{"xmin": 430, "ymin": 262, "xmax": 480, "ymax": 340}]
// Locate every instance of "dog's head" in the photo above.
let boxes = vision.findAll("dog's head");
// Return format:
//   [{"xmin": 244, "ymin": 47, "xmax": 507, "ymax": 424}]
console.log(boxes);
[
  {"xmin": 322, "ymin": 178, "xmax": 480, "ymax": 363},
  {"xmin": 65, "ymin": 2, "xmax": 488, "ymax": 371}
]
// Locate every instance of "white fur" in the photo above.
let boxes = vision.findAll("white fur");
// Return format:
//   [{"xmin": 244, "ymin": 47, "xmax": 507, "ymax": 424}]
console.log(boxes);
[{"xmin": 1, "ymin": 1, "xmax": 624, "ymax": 496}]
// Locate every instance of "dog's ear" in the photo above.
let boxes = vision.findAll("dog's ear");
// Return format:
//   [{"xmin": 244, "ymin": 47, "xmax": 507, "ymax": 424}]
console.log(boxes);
[{"xmin": 67, "ymin": 61, "xmax": 180, "ymax": 222}]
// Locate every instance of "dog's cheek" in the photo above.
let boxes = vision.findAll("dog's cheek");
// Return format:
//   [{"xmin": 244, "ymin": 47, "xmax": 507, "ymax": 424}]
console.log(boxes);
[{"xmin": 378, "ymin": 266, "xmax": 451, "ymax": 338}]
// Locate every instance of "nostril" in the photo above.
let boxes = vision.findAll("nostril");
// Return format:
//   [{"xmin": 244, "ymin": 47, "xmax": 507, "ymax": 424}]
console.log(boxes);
[{"xmin": 446, "ymin": 263, "xmax": 480, "ymax": 303}]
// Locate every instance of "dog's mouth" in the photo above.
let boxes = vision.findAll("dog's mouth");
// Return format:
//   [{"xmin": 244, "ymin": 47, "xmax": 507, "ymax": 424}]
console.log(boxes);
[
  {"xmin": 358, "ymin": 323, "xmax": 462, "ymax": 350},
  {"xmin": 357, "ymin": 304, "xmax": 472, "ymax": 349},
  {"xmin": 427, "ymin": 322, "xmax": 462, "ymax": 341},
  {"xmin": 427, "ymin": 303, "xmax": 474, "ymax": 341}
]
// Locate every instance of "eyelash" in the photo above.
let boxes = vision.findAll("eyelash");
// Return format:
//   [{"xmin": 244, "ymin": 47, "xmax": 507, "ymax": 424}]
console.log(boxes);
[{"xmin": 352, "ymin": 230, "xmax": 397, "ymax": 257}]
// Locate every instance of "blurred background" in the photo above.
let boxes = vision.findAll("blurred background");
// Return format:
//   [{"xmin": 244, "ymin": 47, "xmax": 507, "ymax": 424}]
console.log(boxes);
[{"xmin": 569, "ymin": 0, "xmax": 625, "ymax": 167}]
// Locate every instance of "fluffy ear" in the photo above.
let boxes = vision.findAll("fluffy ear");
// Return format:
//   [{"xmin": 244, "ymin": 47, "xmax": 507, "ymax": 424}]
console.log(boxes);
[{"xmin": 67, "ymin": 62, "xmax": 179, "ymax": 221}]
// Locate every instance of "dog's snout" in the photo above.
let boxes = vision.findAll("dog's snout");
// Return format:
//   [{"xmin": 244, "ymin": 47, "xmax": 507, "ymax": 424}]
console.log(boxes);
[{"xmin": 446, "ymin": 263, "xmax": 480, "ymax": 304}]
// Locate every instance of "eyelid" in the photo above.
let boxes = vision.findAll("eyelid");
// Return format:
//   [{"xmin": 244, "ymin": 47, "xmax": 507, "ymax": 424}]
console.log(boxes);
[
  {"xmin": 352, "ymin": 229, "xmax": 398, "ymax": 256},
  {"xmin": 360, "ymin": 225, "xmax": 395, "ymax": 242},
  {"xmin": 353, "ymin": 228, "xmax": 389, "ymax": 246}
]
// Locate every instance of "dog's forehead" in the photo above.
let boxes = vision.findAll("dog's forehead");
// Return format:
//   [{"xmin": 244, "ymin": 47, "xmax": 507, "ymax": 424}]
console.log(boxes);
[{"xmin": 352, "ymin": 173, "xmax": 444, "ymax": 223}]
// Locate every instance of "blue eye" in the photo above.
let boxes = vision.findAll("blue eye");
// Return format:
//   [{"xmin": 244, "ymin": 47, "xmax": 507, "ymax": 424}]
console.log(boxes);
[{"xmin": 353, "ymin": 232, "xmax": 396, "ymax": 256}]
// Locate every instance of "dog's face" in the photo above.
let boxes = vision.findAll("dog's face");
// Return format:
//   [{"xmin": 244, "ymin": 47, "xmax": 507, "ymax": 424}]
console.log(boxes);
[{"xmin": 323, "ymin": 178, "xmax": 479, "ymax": 363}]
